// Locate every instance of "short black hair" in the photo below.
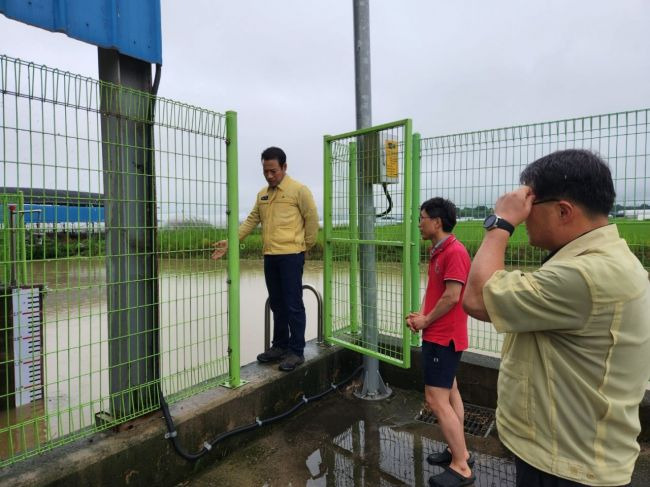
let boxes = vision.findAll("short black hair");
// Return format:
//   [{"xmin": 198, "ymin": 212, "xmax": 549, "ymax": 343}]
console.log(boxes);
[
  {"xmin": 519, "ymin": 149, "xmax": 615, "ymax": 216},
  {"xmin": 420, "ymin": 197, "xmax": 457, "ymax": 232},
  {"xmin": 261, "ymin": 146, "xmax": 287, "ymax": 166}
]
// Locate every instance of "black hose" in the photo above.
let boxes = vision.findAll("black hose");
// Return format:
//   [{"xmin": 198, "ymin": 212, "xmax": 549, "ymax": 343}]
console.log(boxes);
[
  {"xmin": 376, "ymin": 183, "xmax": 393, "ymax": 218},
  {"xmin": 159, "ymin": 365, "xmax": 364, "ymax": 462}
]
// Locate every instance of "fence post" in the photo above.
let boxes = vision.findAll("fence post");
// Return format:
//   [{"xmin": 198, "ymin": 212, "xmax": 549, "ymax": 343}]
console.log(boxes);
[
  {"xmin": 1, "ymin": 196, "xmax": 9, "ymax": 285},
  {"xmin": 410, "ymin": 133, "xmax": 421, "ymax": 348},
  {"xmin": 323, "ymin": 137, "xmax": 333, "ymax": 342},
  {"xmin": 348, "ymin": 142, "xmax": 359, "ymax": 334},
  {"xmin": 225, "ymin": 110, "xmax": 242, "ymax": 388},
  {"xmin": 98, "ymin": 48, "xmax": 160, "ymax": 418},
  {"xmin": 400, "ymin": 121, "xmax": 413, "ymax": 365}
]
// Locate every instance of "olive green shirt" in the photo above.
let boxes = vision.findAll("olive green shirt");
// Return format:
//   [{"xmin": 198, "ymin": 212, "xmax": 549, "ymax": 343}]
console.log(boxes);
[
  {"xmin": 483, "ymin": 224, "xmax": 650, "ymax": 485},
  {"xmin": 239, "ymin": 175, "xmax": 319, "ymax": 255}
]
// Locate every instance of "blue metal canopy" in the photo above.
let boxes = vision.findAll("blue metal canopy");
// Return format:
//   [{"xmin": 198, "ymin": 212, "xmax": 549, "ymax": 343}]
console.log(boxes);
[{"xmin": 0, "ymin": 0, "xmax": 162, "ymax": 64}]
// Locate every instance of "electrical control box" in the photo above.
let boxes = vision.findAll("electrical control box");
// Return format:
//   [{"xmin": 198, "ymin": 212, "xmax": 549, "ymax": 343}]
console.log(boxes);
[
  {"xmin": 359, "ymin": 134, "xmax": 400, "ymax": 184},
  {"xmin": 380, "ymin": 139, "xmax": 399, "ymax": 184}
]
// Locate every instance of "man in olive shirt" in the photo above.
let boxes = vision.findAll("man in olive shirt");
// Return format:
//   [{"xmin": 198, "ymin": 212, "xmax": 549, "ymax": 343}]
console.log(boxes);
[
  {"xmin": 213, "ymin": 147, "xmax": 319, "ymax": 371},
  {"xmin": 463, "ymin": 149, "xmax": 650, "ymax": 486}
]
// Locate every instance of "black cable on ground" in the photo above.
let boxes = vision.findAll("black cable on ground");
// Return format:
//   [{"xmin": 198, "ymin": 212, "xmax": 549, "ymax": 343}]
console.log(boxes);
[{"xmin": 159, "ymin": 365, "xmax": 364, "ymax": 462}]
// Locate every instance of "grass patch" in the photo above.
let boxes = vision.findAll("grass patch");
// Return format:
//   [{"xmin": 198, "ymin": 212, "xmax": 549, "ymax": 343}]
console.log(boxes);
[{"xmin": 3, "ymin": 219, "xmax": 648, "ymax": 268}]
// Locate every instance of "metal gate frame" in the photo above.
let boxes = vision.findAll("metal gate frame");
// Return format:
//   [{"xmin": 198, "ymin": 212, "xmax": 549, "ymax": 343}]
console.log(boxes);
[{"xmin": 323, "ymin": 119, "xmax": 414, "ymax": 368}]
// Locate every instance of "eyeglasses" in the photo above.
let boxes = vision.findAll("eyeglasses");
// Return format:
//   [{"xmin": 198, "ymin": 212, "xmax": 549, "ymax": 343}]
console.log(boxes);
[
  {"xmin": 418, "ymin": 215, "xmax": 436, "ymax": 222},
  {"xmin": 532, "ymin": 198, "xmax": 560, "ymax": 206}
]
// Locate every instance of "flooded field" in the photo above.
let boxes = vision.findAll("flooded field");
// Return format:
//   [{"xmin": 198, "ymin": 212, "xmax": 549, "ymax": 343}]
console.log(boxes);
[
  {"xmin": 2, "ymin": 259, "xmax": 325, "ymax": 456},
  {"xmin": 1, "ymin": 257, "xmax": 499, "ymax": 460}
]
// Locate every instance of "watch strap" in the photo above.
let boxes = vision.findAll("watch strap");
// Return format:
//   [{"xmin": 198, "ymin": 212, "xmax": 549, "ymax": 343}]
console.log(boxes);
[{"xmin": 493, "ymin": 217, "xmax": 514, "ymax": 236}]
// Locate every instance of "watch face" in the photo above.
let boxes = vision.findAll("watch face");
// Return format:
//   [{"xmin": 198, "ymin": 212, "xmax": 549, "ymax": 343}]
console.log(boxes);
[{"xmin": 483, "ymin": 214, "xmax": 497, "ymax": 229}]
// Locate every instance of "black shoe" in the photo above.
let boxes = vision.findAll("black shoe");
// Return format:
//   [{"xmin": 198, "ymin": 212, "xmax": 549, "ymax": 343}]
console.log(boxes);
[
  {"xmin": 427, "ymin": 447, "xmax": 475, "ymax": 467},
  {"xmin": 257, "ymin": 346, "xmax": 288, "ymax": 363},
  {"xmin": 278, "ymin": 353, "xmax": 305, "ymax": 371},
  {"xmin": 428, "ymin": 467, "xmax": 475, "ymax": 487}
]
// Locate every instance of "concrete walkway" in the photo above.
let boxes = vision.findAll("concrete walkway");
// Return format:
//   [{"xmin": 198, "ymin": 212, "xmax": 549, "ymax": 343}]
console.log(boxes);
[{"xmin": 185, "ymin": 386, "xmax": 649, "ymax": 486}]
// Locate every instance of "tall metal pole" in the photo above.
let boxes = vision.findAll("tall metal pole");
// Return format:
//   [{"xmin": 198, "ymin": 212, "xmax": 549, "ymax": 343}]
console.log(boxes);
[
  {"xmin": 353, "ymin": 0, "xmax": 390, "ymax": 400},
  {"xmin": 353, "ymin": 0, "xmax": 372, "ymax": 131},
  {"xmin": 98, "ymin": 48, "xmax": 160, "ymax": 418}
]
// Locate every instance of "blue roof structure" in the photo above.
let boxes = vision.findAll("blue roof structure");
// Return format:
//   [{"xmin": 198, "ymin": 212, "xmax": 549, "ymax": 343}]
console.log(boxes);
[
  {"xmin": 0, "ymin": 188, "xmax": 105, "ymax": 224},
  {"xmin": 0, "ymin": 204, "xmax": 104, "ymax": 224},
  {"xmin": 0, "ymin": 0, "xmax": 162, "ymax": 64}
]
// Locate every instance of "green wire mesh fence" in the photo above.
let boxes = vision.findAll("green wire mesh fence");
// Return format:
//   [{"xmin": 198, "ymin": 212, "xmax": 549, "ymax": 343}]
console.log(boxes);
[
  {"xmin": 418, "ymin": 109, "xmax": 650, "ymax": 354},
  {"xmin": 324, "ymin": 120, "xmax": 413, "ymax": 368},
  {"xmin": 0, "ymin": 55, "xmax": 236, "ymax": 466}
]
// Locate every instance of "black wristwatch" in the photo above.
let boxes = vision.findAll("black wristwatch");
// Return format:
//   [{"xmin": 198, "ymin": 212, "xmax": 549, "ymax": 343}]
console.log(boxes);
[{"xmin": 483, "ymin": 214, "xmax": 515, "ymax": 236}]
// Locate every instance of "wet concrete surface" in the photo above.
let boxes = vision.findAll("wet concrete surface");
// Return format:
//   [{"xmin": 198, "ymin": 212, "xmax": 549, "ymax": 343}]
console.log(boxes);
[
  {"xmin": 178, "ymin": 385, "xmax": 647, "ymax": 487},
  {"xmin": 176, "ymin": 386, "xmax": 503, "ymax": 486}
]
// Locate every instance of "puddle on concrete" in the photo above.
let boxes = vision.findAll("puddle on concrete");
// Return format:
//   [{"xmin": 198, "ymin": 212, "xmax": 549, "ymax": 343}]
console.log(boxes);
[
  {"xmin": 181, "ymin": 385, "xmax": 650, "ymax": 486},
  {"xmin": 300, "ymin": 420, "xmax": 515, "ymax": 486},
  {"xmin": 183, "ymin": 387, "xmax": 515, "ymax": 487}
]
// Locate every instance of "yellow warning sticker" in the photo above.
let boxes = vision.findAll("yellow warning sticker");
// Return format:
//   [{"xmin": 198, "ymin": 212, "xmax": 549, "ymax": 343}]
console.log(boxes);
[{"xmin": 384, "ymin": 140, "xmax": 398, "ymax": 179}]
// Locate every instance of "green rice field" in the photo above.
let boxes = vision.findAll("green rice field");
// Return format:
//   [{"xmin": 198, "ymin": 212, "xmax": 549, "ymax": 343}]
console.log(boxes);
[{"xmin": 3, "ymin": 219, "xmax": 649, "ymax": 269}]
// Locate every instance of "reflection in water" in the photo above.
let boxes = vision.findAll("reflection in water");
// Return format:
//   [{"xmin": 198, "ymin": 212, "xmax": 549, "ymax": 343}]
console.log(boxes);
[{"xmin": 305, "ymin": 420, "xmax": 515, "ymax": 487}]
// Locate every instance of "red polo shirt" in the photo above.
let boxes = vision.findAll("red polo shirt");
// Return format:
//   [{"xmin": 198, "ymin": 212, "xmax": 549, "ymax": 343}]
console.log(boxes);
[{"xmin": 422, "ymin": 235, "xmax": 471, "ymax": 351}]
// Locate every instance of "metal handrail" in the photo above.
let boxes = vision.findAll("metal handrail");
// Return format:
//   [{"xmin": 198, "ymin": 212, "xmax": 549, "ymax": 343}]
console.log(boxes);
[{"xmin": 264, "ymin": 284, "xmax": 325, "ymax": 351}]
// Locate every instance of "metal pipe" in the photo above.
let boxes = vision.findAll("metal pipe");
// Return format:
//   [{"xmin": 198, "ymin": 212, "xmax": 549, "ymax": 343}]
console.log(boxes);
[
  {"xmin": 353, "ymin": 0, "xmax": 372, "ymax": 130},
  {"xmin": 353, "ymin": 0, "xmax": 390, "ymax": 400},
  {"xmin": 264, "ymin": 284, "xmax": 324, "ymax": 352},
  {"xmin": 303, "ymin": 284, "xmax": 324, "ymax": 345}
]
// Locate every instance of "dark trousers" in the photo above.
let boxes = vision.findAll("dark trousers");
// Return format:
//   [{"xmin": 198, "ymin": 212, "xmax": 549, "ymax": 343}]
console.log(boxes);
[
  {"xmin": 264, "ymin": 253, "xmax": 306, "ymax": 356},
  {"xmin": 515, "ymin": 456, "xmax": 630, "ymax": 487}
]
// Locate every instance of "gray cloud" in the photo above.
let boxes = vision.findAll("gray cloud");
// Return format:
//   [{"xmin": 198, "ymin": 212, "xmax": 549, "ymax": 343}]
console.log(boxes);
[{"xmin": 2, "ymin": 0, "xmax": 649, "ymax": 215}]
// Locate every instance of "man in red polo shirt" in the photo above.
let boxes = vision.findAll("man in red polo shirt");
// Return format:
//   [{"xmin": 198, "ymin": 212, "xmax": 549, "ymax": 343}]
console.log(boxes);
[{"xmin": 407, "ymin": 197, "xmax": 474, "ymax": 487}]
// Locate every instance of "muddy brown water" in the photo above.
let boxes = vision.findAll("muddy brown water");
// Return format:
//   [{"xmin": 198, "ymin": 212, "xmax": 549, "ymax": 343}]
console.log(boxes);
[{"xmin": 1, "ymin": 258, "xmax": 498, "ymax": 459}]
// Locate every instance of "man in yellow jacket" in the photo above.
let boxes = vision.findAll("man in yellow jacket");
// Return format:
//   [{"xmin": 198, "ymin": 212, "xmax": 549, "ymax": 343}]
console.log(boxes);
[
  {"xmin": 463, "ymin": 149, "xmax": 650, "ymax": 486},
  {"xmin": 213, "ymin": 147, "xmax": 319, "ymax": 371}
]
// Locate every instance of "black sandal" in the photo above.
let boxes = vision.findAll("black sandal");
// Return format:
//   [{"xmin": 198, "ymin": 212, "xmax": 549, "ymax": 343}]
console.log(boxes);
[
  {"xmin": 427, "ymin": 447, "xmax": 475, "ymax": 467},
  {"xmin": 429, "ymin": 467, "xmax": 476, "ymax": 487}
]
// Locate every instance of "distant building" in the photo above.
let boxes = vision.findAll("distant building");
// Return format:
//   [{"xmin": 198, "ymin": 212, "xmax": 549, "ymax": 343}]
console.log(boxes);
[
  {"xmin": 622, "ymin": 209, "xmax": 650, "ymax": 220},
  {"xmin": 0, "ymin": 187, "xmax": 104, "ymax": 232}
]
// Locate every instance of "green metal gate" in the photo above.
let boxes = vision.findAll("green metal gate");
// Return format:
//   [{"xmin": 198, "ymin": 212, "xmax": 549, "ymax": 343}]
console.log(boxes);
[{"xmin": 323, "ymin": 119, "xmax": 414, "ymax": 368}]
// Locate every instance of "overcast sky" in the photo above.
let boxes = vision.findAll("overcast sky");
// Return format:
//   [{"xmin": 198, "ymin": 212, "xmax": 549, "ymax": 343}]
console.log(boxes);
[{"xmin": 1, "ymin": 0, "xmax": 650, "ymax": 216}]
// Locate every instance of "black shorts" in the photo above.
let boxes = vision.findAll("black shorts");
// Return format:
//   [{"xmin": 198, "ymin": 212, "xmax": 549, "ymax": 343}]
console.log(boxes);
[
  {"xmin": 422, "ymin": 340, "xmax": 462, "ymax": 389},
  {"xmin": 515, "ymin": 455, "xmax": 631, "ymax": 487}
]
